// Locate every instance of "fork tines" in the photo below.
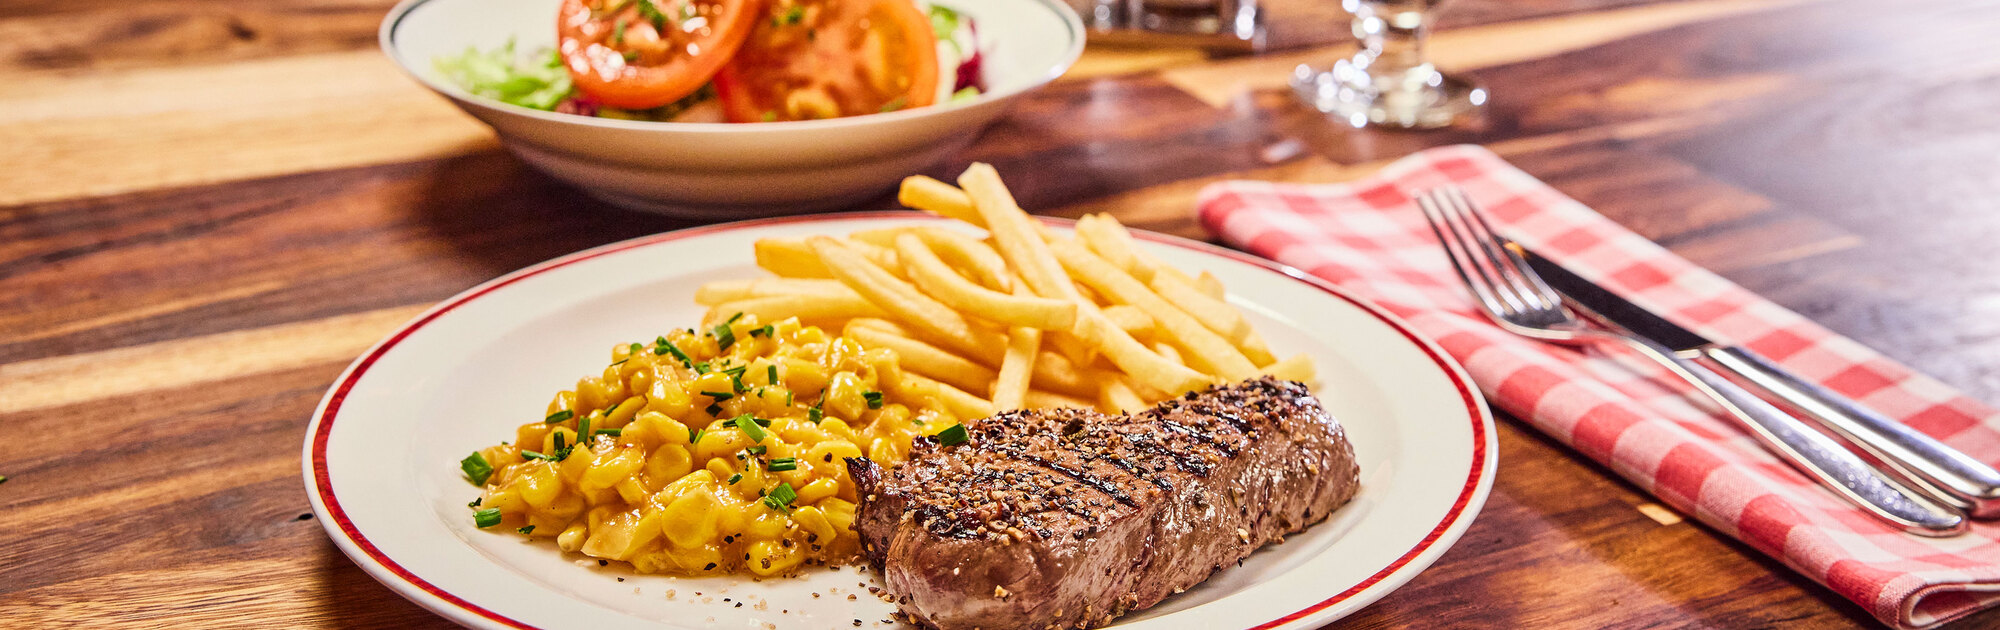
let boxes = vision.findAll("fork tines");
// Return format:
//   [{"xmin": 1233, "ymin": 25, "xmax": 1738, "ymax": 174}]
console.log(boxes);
[{"xmin": 1416, "ymin": 186, "xmax": 1561, "ymax": 317}]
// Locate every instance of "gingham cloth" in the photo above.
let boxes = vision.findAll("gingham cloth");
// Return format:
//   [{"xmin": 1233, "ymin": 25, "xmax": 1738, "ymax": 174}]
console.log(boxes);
[{"xmin": 1196, "ymin": 145, "xmax": 2000, "ymax": 629}]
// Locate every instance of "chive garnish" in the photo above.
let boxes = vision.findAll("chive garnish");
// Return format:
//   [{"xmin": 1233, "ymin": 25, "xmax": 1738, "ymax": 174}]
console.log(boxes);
[
  {"xmin": 807, "ymin": 406, "xmax": 822, "ymax": 423},
  {"xmin": 784, "ymin": 391, "xmax": 794, "ymax": 406},
  {"xmin": 517, "ymin": 525, "xmax": 536, "ymax": 535},
  {"xmin": 595, "ymin": 428, "xmax": 622, "ymax": 437},
  {"xmin": 633, "ymin": 0, "xmax": 666, "ymax": 29},
  {"xmin": 474, "ymin": 508, "xmax": 502, "ymax": 528},
  {"xmin": 727, "ymin": 473, "xmax": 742, "ymax": 484},
  {"xmin": 521, "ymin": 450, "xmax": 549, "ymax": 460},
  {"xmin": 460, "ymin": 452, "xmax": 493, "ymax": 485},
  {"xmin": 658, "ymin": 340, "xmax": 693, "ymax": 366},
  {"xmin": 628, "ymin": 342, "xmax": 642, "ymax": 354},
  {"xmin": 767, "ymin": 365, "xmax": 779, "ymax": 385},
  {"xmin": 767, "ymin": 457, "xmax": 797, "ymax": 472},
  {"xmin": 726, "ymin": 312, "xmax": 744, "ymax": 324},
  {"xmin": 863, "ymin": 391, "xmax": 884, "ymax": 409},
  {"xmin": 762, "ymin": 483, "xmax": 797, "ymax": 511},
  {"xmin": 936, "ymin": 424, "xmax": 969, "ymax": 446},
  {"xmin": 705, "ymin": 403, "xmax": 723, "ymax": 416},
  {"xmin": 468, "ymin": 497, "xmax": 482, "ymax": 508},
  {"xmin": 722, "ymin": 365, "xmax": 747, "ymax": 377},
  {"xmin": 689, "ymin": 428, "xmax": 705, "ymax": 444},
  {"xmin": 735, "ymin": 415, "xmax": 768, "ymax": 442},
  {"xmin": 545, "ymin": 409, "xmax": 574, "ymax": 423},
  {"xmin": 701, "ymin": 391, "xmax": 733, "ymax": 401},
  {"xmin": 611, "ymin": 19, "xmax": 627, "ymax": 46},
  {"xmin": 712, "ymin": 323, "xmax": 736, "ymax": 351},
  {"xmin": 608, "ymin": 358, "xmax": 628, "ymax": 367},
  {"xmin": 747, "ymin": 445, "xmax": 767, "ymax": 455},
  {"xmin": 577, "ymin": 415, "xmax": 593, "ymax": 444},
  {"xmin": 694, "ymin": 361, "xmax": 711, "ymax": 374}
]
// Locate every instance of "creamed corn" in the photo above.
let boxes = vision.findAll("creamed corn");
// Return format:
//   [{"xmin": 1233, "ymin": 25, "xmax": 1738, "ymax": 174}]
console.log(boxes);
[{"xmin": 463, "ymin": 314, "xmax": 957, "ymax": 576}]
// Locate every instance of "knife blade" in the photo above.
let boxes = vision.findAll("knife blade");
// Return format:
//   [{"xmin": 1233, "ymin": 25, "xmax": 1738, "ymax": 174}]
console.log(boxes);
[{"xmin": 1518, "ymin": 247, "xmax": 2000, "ymax": 518}]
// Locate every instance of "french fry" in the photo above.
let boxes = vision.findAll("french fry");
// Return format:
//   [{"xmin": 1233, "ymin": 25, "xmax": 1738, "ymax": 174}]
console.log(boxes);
[
  {"xmin": 898, "ymin": 176, "xmax": 983, "ymax": 226},
  {"xmin": 895, "ymin": 233, "xmax": 1077, "ymax": 331},
  {"xmin": 846, "ymin": 227, "xmax": 908, "ymax": 248},
  {"xmin": 1098, "ymin": 377, "xmax": 1147, "ymax": 414},
  {"xmin": 911, "ymin": 227, "xmax": 1012, "ymax": 291},
  {"xmin": 848, "ymin": 318, "xmax": 1003, "ymax": 366},
  {"xmin": 1024, "ymin": 389, "xmax": 1093, "ymax": 410},
  {"xmin": 809, "ymin": 236, "xmax": 1006, "ymax": 359},
  {"xmin": 1196, "ymin": 270, "xmax": 1227, "ymax": 300},
  {"xmin": 993, "ymin": 326, "xmax": 1039, "ymax": 411},
  {"xmin": 705, "ymin": 294, "xmax": 886, "ymax": 326},
  {"xmin": 898, "ymin": 372, "xmax": 995, "ymax": 421},
  {"xmin": 1028, "ymin": 349, "xmax": 1096, "ymax": 398},
  {"xmin": 1050, "ymin": 240, "xmax": 1261, "ymax": 381},
  {"xmin": 1151, "ymin": 341, "xmax": 1181, "ymax": 364},
  {"xmin": 957, "ymin": 164, "xmax": 1077, "ymax": 304},
  {"xmin": 1146, "ymin": 272, "xmax": 1277, "ymax": 366},
  {"xmin": 754, "ymin": 238, "xmax": 833, "ymax": 278},
  {"xmin": 845, "ymin": 321, "xmax": 997, "ymax": 396},
  {"xmin": 695, "ymin": 278, "xmax": 855, "ymax": 306},
  {"xmin": 1100, "ymin": 305, "xmax": 1154, "ymax": 338},
  {"xmin": 1076, "ymin": 314, "xmax": 1213, "ymax": 395},
  {"xmin": 1076, "ymin": 213, "xmax": 1143, "ymax": 276},
  {"xmin": 1260, "ymin": 353, "xmax": 1318, "ymax": 385}
]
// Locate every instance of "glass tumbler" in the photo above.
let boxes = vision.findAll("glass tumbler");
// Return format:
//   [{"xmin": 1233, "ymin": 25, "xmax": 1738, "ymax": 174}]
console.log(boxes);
[{"xmin": 1291, "ymin": 0, "xmax": 1484, "ymax": 129}]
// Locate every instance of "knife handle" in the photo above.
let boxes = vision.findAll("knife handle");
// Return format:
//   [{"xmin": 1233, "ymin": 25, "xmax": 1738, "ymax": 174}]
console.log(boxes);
[
  {"xmin": 1700, "ymin": 346, "xmax": 2000, "ymax": 518},
  {"xmin": 1605, "ymin": 335, "xmax": 1968, "ymax": 536}
]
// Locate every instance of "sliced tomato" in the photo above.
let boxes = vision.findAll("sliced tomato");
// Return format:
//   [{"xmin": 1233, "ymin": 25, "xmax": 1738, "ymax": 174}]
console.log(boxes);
[
  {"xmin": 558, "ymin": 0, "xmax": 763, "ymax": 110},
  {"xmin": 711, "ymin": 0, "xmax": 939, "ymax": 122}
]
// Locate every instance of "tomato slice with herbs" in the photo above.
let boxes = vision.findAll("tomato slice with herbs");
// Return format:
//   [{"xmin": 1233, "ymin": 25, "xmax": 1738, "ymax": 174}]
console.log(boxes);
[
  {"xmin": 558, "ymin": 0, "xmax": 762, "ymax": 110},
  {"xmin": 711, "ymin": 0, "xmax": 940, "ymax": 122}
]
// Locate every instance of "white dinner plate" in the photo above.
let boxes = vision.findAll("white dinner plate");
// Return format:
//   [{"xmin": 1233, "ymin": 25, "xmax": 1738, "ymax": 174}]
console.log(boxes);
[{"xmin": 303, "ymin": 213, "xmax": 1496, "ymax": 629}]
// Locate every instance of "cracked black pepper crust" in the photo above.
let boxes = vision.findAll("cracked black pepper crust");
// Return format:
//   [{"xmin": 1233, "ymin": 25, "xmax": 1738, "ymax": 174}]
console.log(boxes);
[{"xmin": 846, "ymin": 377, "xmax": 1361, "ymax": 630}]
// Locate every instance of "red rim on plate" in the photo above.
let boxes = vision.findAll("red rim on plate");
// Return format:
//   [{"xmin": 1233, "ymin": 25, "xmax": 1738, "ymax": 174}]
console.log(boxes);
[{"xmin": 305, "ymin": 212, "xmax": 1493, "ymax": 629}]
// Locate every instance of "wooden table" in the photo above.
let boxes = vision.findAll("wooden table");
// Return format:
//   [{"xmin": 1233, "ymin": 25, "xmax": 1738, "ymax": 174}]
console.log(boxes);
[{"xmin": 6, "ymin": 0, "xmax": 1999, "ymax": 626}]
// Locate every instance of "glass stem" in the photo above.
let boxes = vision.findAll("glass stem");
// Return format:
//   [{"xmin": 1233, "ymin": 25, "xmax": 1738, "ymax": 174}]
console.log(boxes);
[{"xmin": 1348, "ymin": 1, "xmax": 1435, "ymax": 92}]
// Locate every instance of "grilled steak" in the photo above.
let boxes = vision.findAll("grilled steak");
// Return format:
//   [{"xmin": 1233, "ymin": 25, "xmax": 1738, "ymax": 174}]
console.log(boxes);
[{"xmin": 847, "ymin": 377, "xmax": 1360, "ymax": 630}]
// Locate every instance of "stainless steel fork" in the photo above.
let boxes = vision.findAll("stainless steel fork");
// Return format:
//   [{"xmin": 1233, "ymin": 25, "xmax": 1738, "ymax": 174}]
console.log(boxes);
[{"xmin": 1417, "ymin": 185, "xmax": 1967, "ymax": 536}]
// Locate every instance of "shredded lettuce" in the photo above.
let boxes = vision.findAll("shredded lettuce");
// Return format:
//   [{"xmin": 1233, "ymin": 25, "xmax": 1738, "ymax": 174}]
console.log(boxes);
[{"xmin": 433, "ymin": 38, "xmax": 576, "ymax": 111}]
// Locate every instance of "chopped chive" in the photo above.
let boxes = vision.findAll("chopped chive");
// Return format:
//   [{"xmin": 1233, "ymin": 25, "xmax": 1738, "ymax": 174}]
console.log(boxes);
[
  {"xmin": 701, "ymin": 391, "xmax": 734, "ymax": 401},
  {"xmin": 577, "ymin": 415, "xmax": 593, "ymax": 444},
  {"xmin": 705, "ymin": 403, "xmax": 723, "ymax": 416},
  {"xmin": 762, "ymin": 482, "xmax": 798, "ymax": 511},
  {"xmin": 863, "ymin": 391, "xmax": 884, "ymax": 409},
  {"xmin": 767, "ymin": 457, "xmax": 797, "ymax": 472},
  {"xmin": 595, "ymin": 428, "xmax": 622, "ymax": 437},
  {"xmin": 936, "ymin": 424, "xmax": 969, "ymax": 446},
  {"xmin": 658, "ymin": 340, "xmax": 693, "ymax": 366},
  {"xmin": 767, "ymin": 365, "xmax": 779, "ymax": 385},
  {"xmin": 726, "ymin": 312, "xmax": 744, "ymax": 324},
  {"xmin": 753, "ymin": 417, "xmax": 771, "ymax": 427},
  {"xmin": 611, "ymin": 18, "xmax": 627, "ymax": 46},
  {"xmin": 633, "ymin": 0, "xmax": 666, "ymax": 29},
  {"xmin": 747, "ymin": 445, "xmax": 767, "ymax": 455},
  {"xmin": 808, "ymin": 406, "xmax": 822, "ymax": 423},
  {"xmin": 460, "ymin": 452, "xmax": 493, "ymax": 485},
  {"xmin": 712, "ymin": 323, "xmax": 737, "ymax": 351},
  {"xmin": 880, "ymin": 96, "xmax": 907, "ymax": 113},
  {"xmin": 731, "ymin": 373, "xmax": 747, "ymax": 393},
  {"xmin": 474, "ymin": 508, "xmax": 503, "ymax": 528},
  {"xmin": 694, "ymin": 361, "xmax": 711, "ymax": 374},
  {"xmin": 517, "ymin": 525, "xmax": 536, "ymax": 535},
  {"xmin": 468, "ymin": 497, "xmax": 482, "ymax": 508},
  {"xmin": 689, "ymin": 427, "xmax": 705, "ymax": 444},
  {"xmin": 628, "ymin": 342, "xmax": 642, "ymax": 354},
  {"xmin": 545, "ymin": 409, "xmax": 574, "ymax": 423},
  {"xmin": 722, "ymin": 365, "xmax": 747, "ymax": 377},
  {"xmin": 727, "ymin": 473, "xmax": 742, "ymax": 484},
  {"xmin": 553, "ymin": 432, "xmax": 567, "ymax": 452},
  {"xmin": 735, "ymin": 415, "xmax": 768, "ymax": 442},
  {"xmin": 521, "ymin": 450, "xmax": 549, "ymax": 460},
  {"xmin": 608, "ymin": 358, "xmax": 628, "ymax": 367}
]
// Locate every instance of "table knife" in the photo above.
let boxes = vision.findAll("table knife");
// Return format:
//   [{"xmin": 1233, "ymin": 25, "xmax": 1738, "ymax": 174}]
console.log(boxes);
[{"xmin": 1518, "ymin": 248, "xmax": 2000, "ymax": 518}]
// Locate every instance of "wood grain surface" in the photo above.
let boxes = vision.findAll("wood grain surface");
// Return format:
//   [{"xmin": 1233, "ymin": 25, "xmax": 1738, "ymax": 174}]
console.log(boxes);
[{"xmin": 6, "ymin": 0, "xmax": 2000, "ymax": 627}]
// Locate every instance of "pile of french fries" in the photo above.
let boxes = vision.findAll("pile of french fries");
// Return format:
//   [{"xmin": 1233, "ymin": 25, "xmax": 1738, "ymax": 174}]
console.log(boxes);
[{"xmin": 695, "ymin": 163, "xmax": 1316, "ymax": 419}]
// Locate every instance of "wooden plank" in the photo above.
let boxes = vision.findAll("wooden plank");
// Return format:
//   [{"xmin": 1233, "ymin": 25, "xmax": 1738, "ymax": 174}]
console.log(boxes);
[{"xmin": 1160, "ymin": 0, "xmax": 1815, "ymax": 108}]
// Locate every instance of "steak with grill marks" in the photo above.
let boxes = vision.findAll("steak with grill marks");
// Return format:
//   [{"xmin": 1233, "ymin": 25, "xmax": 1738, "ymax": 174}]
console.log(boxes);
[{"xmin": 847, "ymin": 377, "xmax": 1360, "ymax": 630}]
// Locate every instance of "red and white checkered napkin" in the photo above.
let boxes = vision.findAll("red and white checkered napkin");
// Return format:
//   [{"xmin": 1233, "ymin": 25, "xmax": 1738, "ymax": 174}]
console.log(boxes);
[{"xmin": 1197, "ymin": 144, "xmax": 2000, "ymax": 629}]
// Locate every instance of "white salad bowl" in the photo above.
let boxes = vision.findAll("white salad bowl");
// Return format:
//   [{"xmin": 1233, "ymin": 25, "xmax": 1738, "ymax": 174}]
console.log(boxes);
[{"xmin": 381, "ymin": 0, "xmax": 1083, "ymax": 217}]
